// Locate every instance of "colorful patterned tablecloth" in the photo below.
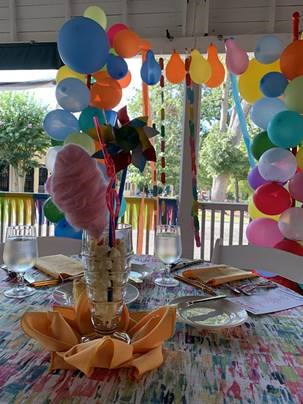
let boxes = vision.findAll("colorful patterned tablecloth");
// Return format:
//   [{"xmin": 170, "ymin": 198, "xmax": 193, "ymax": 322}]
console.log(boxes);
[{"xmin": 0, "ymin": 267, "xmax": 303, "ymax": 404}]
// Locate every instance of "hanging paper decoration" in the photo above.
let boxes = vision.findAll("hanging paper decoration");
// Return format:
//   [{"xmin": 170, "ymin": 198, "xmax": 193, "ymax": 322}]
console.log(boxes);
[
  {"xmin": 165, "ymin": 51, "xmax": 186, "ymax": 84},
  {"xmin": 159, "ymin": 58, "xmax": 166, "ymax": 186},
  {"xmin": 185, "ymin": 56, "xmax": 201, "ymax": 248},
  {"xmin": 206, "ymin": 44, "xmax": 225, "ymax": 88}
]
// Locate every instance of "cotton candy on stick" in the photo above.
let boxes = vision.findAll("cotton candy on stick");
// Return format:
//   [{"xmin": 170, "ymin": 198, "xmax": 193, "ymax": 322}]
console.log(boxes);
[{"xmin": 47, "ymin": 144, "xmax": 108, "ymax": 240}]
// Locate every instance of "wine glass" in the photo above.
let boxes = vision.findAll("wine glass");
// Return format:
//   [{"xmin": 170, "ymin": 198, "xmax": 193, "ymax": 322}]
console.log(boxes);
[
  {"xmin": 154, "ymin": 224, "xmax": 182, "ymax": 287},
  {"xmin": 3, "ymin": 225, "xmax": 38, "ymax": 298}
]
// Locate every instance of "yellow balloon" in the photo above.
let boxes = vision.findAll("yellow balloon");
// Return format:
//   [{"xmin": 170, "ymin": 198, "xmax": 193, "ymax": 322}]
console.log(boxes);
[
  {"xmin": 189, "ymin": 49, "xmax": 211, "ymax": 84},
  {"xmin": 296, "ymin": 147, "xmax": 303, "ymax": 170},
  {"xmin": 64, "ymin": 132, "xmax": 96, "ymax": 155},
  {"xmin": 238, "ymin": 59, "xmax": 281, "ymax": 103},
  {"xmin": 56, "ymin": 65, "xmax": 86, "ymax": 83},
  {"xmin": 84, "ymin": 6, "xmax": 107, "ymax": 29},
  {"xmin": 248, "ymin": 197, "xmax": 280, "ymax": 221}
]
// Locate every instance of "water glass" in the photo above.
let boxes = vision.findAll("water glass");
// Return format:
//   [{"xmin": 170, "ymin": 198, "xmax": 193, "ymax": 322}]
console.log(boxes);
[
  {"xmin": 154, "ymin": 224, "xmax": 182, "ymax": 287},
  {"xmin": 3, "ymin": 225, "xmax": 38, "ymax": 298}
]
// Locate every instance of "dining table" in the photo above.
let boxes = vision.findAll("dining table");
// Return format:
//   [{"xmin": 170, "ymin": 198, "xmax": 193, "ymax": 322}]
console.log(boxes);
[{"xmin": 0, "ymin": 259, "xmax": 303, "ymax": 404}]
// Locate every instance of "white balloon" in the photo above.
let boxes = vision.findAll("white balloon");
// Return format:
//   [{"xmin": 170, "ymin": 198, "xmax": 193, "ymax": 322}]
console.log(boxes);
[
  {"xmin": 258, "ymin": 147, "xmax": 297, "ymax": 182},
  {"xmin": 45, "ymin": 146, "xmax": 62, "ymax": 173},
  {"xmin": 278, "ymin": 207, "xmax": 303, "ymax": 240}
]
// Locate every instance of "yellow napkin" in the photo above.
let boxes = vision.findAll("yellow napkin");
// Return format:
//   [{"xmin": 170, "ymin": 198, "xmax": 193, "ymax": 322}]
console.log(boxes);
[
  {"xmin": 20, "ymin": 293, "xmax": 176, "ymax": 379},
  {"xmin": 35, "ymin": 255, "xmax": 83, "ymax": 280},
  {"xmin": 183, "ymin": 264, "xmax": 257, "ymax": 286}
]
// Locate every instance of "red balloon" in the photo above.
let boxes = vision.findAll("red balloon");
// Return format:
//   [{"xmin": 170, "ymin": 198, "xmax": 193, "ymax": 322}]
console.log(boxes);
[
  {"xmin": 274, "ymin": 239, "xmax": 303, "ymax": 256},
  {"xmin": 253, "ymin": 182, "xmax": 292, "ymax": 215}
]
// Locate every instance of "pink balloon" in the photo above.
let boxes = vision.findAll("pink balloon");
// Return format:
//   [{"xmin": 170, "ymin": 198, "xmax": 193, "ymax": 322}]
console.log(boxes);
[
  {"xmin": 246, "ymin": 218, "xmax": 284, "ymax": 247},
  {"xmin": 107, "ymin": 23, "xmax": 128, "ymax": 47},
  {"xmin": 225, "ymin": 38, "xmax": 249, "ymax": 75},
  {"xmin": 289, "ymin": 171, "xmax": 303, "ymax": 202}
]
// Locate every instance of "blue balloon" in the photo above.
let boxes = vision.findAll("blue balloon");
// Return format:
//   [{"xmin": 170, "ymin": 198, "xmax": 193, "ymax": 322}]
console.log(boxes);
[
  {"xmin": 140, "ymin": 50, "xmax": 161, "ymax": 85},
  {"xmin": 43, "ymin": 109, "xmax": 79, "ymax": 141},
  {"xmin": 55, "ymin": 218, "xmax": 82, "ymax": 239},
  {"xmin": 107, "ymin": 54, "xmax": 128, "ymax": 80},
  {"xmin": 260, "ymin": 72, "xmax": 288, "ymax": 98},
  {"xmin": 119, "ymin": 197, "xmax": 127, "ymax": 218},
  {"xmin": 268, "ymin": 110, "xmax": 303, "ymax": 148},
  {"xmin": 58, "ymin": 16, "xmax": 109, "ymax": 74},
  {"xmin": 250, "ymin": 97, "xmax": 286, "ymax": 130},
  {"xmin": 56, "ymin": 78, "xmax": 90, "ymax": 112},
  {"xmin": 105, "ymin": 110, "xmax": 118, "ymax": 126},
  {"xmin": 254, "ymin": 35, "xmax": 284, "ymax": 64}
]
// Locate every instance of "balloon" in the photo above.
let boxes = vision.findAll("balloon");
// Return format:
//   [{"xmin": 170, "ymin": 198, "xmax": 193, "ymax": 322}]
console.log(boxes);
[
  {"xmin": 43, "ymin": 109, "xmax": 79, "ymax": 141},
  {"xmin": 253, "ymin": 182, "xmax": 292, "ymax": 215},
  {"xmin": 107, "ymin": 23, "xmax": 128, "ymax": 47},
  {"xmin": 246, "ymin": 218, "xmax": 283, "ymax": 247},
  {"xmin": 55, "ymin": 218, "xmax": 82, "ymax": 239},
  {"xmin": 107, "ymin": 54, "xmax": 128, "ymax": 80},
  {"xmin": 250, "ymin": 131, "xmax": 276, "ymax": 160},
  {"xmin": 274, "ymin": 239, "xmax": 303, "ymax": 256},
  {"xmin": 284, "ymin": 76, "xmax": 303, "ymax": 113},
  {"xmin": 45, "ymin": 146, "xmax": 62, "ymax": 172},
  {"xmin": 278, "ymin": 207, "xmax": 303, "ymax": 240},
  {"xmin": 289, "ymin": 171, "xmax": 303, "ymax": 202},
  {"xmin": 90, "ymin": 77, "xmax": 122, "ymax": 109},
  {"xmin": 64, "ymin": 132, "xmax": 96, "ymax": 155},
  {"xmin": 79, "ymin": 106, "xmax": 106, "ymax": 132},
  {"xmin": 83, "ymin": 6, "xmax": 107, "ymax": 29},
  {"xmin": 238, "ymin": 58, "xmax": 281, "ymax": 103},
  {"xmin": 119, "ymin": 196, "xmax": 127, "ymax": 218},
  {"xmin": 55, "ymin": 78, "xmax": 90, "ymax": 112},
  {"xmin": 140, "ymin": 50, "xmax": 161, "ymax": 85},
  {"xmin": 259, "ymin": 148, "xmax": 297, "ymax": 182},
  {"xmin": 56, "ymin": 65, "xmax": 85, "ymax": 83},
  {"xmin": 113, "ymin": 29, "xmax": 140, "ymax": 58},
  {"xmin": 267, "ymin": 110, "xmax": 303, "ymax": 148},
  {"xmin": 280, "ymin": 40, "xmax": 303, "ymax": 80},
  {"xmin": 254, "ymin": 35, "xmax": 284, "ymax": 64},
  {"xmin": 250, "ymin": 97, "xmax": 286, "ymax": 130},
  {"xmin": 117, "ymin": 70, "xmax": 131, "ymax": 88},
  {"xmin": 225, "ymin": 38, "xmax": 249, "ymax": 75},
  {"xmin": 93, "ymin": 69, "xmax": 109, "ymax": 82},
  {"xmin": 165, "ymin": 51, "xmax": 186, "ymax": 84},
  {"xmin": 260, "ymin": 72, "xmax": 288, "ymax": 98},
  {"xmin": 248, "ymin": 165, "xmax": 270, "ymax": 189},
  {"xmin": 248, "ymin": 197, "xmax": 280, "ymax": 221},
  {"xmin": 296, "ymin": 148, "xmax": 303, "ymax": 170},
  {"xmin": 43, "ymin": 197, "xmax": 65, "ymax": 223},
  {"xmin": 58, "ymin": 16, "xmax": 109, "ymax": 74},
  {"xmin": 206, "ymin": 44, "xmax": 225, "ymax": 88},
  {"xmin": 189, "ymin": 49, "xmax": 211, "ymax": 84}
]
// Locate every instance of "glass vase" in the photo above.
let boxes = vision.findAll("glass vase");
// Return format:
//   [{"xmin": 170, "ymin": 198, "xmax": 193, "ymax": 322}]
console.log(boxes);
[{"xmin": 81, "ymin": 230, "xmax": 128, "ymax": 336}]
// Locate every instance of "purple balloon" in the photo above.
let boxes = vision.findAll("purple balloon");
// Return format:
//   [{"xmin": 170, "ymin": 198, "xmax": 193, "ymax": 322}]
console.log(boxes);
[{"xmin": 248, "ymin": 166, "xmax": 268, "ymax": 190}]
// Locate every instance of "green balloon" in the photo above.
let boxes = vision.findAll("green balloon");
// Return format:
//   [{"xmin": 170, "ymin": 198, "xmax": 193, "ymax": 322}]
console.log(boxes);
[
  {"xmin": 43, "ymin": 197, "xmax": 65, "ymax": 223},
  {"xmin": 285, "ymin": 76, "xmax": 303, "ymax": 113},
  {"xmin": 250, "ymin": 131, "xmax": 276, "ymax": 160}
]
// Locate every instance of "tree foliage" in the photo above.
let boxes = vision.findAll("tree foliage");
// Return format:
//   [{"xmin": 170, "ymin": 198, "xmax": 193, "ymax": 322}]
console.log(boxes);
[{"xmin": 0, "ymin": 92, "xmax": 50, "ymax": 175}]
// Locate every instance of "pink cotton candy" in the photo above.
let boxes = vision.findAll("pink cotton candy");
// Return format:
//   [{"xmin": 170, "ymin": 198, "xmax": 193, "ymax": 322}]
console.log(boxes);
[{"xmin": 49, "ymin": 144, "xmax": 108, "ymax": 240}]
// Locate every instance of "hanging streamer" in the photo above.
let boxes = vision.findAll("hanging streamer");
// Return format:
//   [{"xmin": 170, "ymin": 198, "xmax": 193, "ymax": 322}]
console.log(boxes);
[
  {"xmin": 230, "ymin": 73, "xmax": 255, "ymax": 168},
  {"xmin": 185, "ymin": 56, "xmax": 201, "ymax": 248},
  {"xmin": 159, "ymin": 57, "xmax": 166, "ymax": 189}
]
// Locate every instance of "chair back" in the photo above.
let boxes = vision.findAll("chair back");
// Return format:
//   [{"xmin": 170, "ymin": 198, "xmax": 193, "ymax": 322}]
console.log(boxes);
[
  {"xmin": 211, "ymin": 239, "xmax": 303, "ymax": 283},
  {"xmin": 37, "ymin": 237, "xmax": 82, "ymax": 257}
]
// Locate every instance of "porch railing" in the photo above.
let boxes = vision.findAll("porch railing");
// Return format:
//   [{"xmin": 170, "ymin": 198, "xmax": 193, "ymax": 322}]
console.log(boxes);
[{"xmin": 0, "ymin": 192, "xmax": 248, "ymax": 260}]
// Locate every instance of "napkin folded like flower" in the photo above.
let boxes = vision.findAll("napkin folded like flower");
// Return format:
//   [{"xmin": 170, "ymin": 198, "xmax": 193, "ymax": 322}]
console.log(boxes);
[{"xmin": 21, "ymin": 293, "xmax": 176, "ymax": 379}]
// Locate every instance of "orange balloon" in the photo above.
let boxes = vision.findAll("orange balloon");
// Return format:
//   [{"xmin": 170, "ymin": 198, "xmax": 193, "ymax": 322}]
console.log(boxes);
[
  {"xmin": 280, "ymin": 40, "xmax": 303, "ymax": 80},
  {"xmin": 117, "ymin": 70, "xmax": 132, "ymax": 88},
  {"xmin": 165, "ymin": 51, "xmax": 186, "ymax": 84},
  {"xmin": 93, "ymin": 70, "xmax": 109, "ymax": 82},
  {"xmin": 113, "ymin": 29, "xmax": 141, "ymax": 58},
  {"xmin": 90, "ymin": 77, "xmax": 122, "ymax": 109},
  {"xmin": 206, "ymin": 44, "xmax": 225, "ymax": 88}
]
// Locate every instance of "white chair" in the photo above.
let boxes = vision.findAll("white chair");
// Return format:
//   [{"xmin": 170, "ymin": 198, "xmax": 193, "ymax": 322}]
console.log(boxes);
[
  {"xmin": 211, "ymin": 239, "xmax": 303, "ymax": 284},
  {"xmin": 37, "ymin": 237, "xmax": 82, "ymax": 257}
]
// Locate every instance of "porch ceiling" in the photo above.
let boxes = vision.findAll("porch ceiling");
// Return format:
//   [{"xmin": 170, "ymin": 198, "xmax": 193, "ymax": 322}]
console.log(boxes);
[{"xmin": 0, "ymin": 0, "xmax": 302, "ymax": 53}]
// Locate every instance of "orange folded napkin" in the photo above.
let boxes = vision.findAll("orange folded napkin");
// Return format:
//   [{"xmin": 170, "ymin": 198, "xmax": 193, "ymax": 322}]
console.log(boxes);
[
  {"xmin": 21, "ymin": 292, "xmax": 176, "ymax": 379},
  {"xmin": 183, "ymin": 264, "xmax": 257, "ymax": 286}
]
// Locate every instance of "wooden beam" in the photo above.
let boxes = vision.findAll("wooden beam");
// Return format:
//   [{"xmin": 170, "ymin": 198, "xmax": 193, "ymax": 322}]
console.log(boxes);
[
  {"xmin": 182, "ymin": 0, "xmax": 188, "ymax": 37},
  {"xmin": 122, "ymin": 0, "xmax": 128, "ymax": 26},
  {"xmin": 268, "ymin": 0, "xmax": 276, "ymax": 33},
  {"xmin": 9, "ymin": 0, "xmax": 17, "ymax": 42},
  {"xmin": 64, "ymin": 0, "xmax": 71, "ymax": 21}
]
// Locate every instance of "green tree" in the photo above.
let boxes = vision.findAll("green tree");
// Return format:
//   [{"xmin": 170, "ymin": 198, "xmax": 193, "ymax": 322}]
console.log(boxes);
[{"xmin": 0, "ymin": 92, "xmax": 50, "ymax": 191}]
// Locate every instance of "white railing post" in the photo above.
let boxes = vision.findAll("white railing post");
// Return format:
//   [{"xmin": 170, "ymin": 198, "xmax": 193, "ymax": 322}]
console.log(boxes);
[{"xmin": 179, "ymin": 82, "xmax": 201, "ymax": 258}]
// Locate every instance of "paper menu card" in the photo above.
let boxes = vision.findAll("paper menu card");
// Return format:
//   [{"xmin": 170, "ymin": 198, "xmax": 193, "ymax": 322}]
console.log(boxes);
[
  {"xmin": 35, "ymin": 255, "xmax": 83, "ymax": 280},
  {"xmin": 228, "ymin": 288, "xmax": 303, "ymax": 315},
  {"xmin": 182, "ymin": 265, "xmax": 257, "ymax": 286}
]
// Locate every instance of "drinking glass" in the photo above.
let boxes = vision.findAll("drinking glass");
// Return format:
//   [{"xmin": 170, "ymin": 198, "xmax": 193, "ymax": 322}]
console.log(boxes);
[
  {"xmin": 3, "ymin": 225, "xmax": 38, "ymax": 298},
  {"xmin": 154, "ymin": 224, "xmax": 182, "ymax": 287}
]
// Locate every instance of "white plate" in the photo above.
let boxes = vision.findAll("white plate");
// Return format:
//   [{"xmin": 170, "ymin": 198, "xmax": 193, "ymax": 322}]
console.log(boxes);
[
  {"xmin": 170, "ymin": 295, "xmax": 248, "ymax": 330},
  {"xmin": 53, "ymin": 282, "xmax": 139, "ymax": 306}
]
